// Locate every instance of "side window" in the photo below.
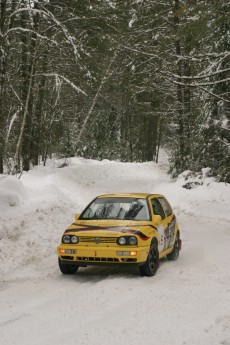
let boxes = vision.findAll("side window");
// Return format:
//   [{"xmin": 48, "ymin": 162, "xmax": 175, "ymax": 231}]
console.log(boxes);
[
  {"xmin": 151, "ymin": 198, "xmax": 166, "ymax": 219},
  {"xmin": 159, "ymin": 197, "xmax": 172, "ymax": 217}
]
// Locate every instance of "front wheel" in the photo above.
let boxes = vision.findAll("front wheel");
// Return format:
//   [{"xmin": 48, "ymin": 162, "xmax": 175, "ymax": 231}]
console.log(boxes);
[
  {"xmin": 139, "ymin": 243, "xmax": 159, "ymax": 277},
  {"xmin": 167, "ymin": 232, "xmax": 180, "ymax": 261},
  {"xmin": 58, "ymin": 258, "xmax": 79, "ymax": 274}
]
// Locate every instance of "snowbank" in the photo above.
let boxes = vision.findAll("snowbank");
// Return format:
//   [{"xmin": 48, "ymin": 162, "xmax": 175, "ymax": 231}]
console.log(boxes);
[
  {"xmin": 0, "ymin": 175, "xmax": 28, "ymax": 210},
  {"xmin": 0, "ymin": 155, "xmax": 230, "ymax": 345},
  {"xmin": 1, "ymin": 157, "xmax": 230, "ymax": 279}
]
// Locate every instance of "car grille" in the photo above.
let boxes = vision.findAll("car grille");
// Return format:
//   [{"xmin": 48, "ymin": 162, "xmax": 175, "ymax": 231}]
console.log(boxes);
[
  {"xmin": 77, "ymin": 256, "xmax": 119, "ymax": 262},
  {"xmin": 61, "ymin": 255, "xmax": 74, "ymax": 260},
  {"xmin": 79, "ymin": 236, "xmax": 117, "ymax": 244}
]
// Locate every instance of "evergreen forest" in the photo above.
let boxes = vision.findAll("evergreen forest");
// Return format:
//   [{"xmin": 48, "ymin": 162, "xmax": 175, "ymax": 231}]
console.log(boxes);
[{"xmin": 0, "ymin": 0, "xmax": 229, "ymax": 181}]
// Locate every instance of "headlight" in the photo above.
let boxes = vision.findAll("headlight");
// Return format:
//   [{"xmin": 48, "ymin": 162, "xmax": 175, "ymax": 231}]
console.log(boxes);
[
  {"xmin": 62, "ymin": 235, "xmax": 71, "ymax": 244},
  {"xmin": 128, "ymin": 236, "xmax": 137, "ymax": 245},
  {"xmin": 71, "ymin": 236, "xmax": 79, "ymax": 244},
  {"xmin": 118, "ymin": 237, "xmax": 126, "ymax": 245},
  {"xmin": 117, "ymin": 236, "xmax": 138, "ymax": 245}
]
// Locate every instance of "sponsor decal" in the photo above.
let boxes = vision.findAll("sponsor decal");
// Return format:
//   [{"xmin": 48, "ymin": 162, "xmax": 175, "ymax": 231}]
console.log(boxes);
[
  {"xmin": 157, "ymin": 224, "xmax": 165, "ymax": 252},
  {"xmin": 156, "ymin": 215, "xmax": 176, "ymax": 251},
  {"xmin": 164, "ymin": 215, "xmax": 176, "ymax": 249}
]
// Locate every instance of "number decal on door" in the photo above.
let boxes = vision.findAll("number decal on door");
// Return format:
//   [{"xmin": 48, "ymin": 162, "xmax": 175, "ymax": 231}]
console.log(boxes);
[{"xmin": 157, "ymin": 225, "xmax": 165, "ymax": 252}]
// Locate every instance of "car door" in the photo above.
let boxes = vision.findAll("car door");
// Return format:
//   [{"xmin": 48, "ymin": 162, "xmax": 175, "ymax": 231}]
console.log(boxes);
[
  {"xmin": 150, "ymin": 197, "xmax": 168, "ymax": 253},
  {"xmin": 158, "ymin": 196, "xmax": 176, "ymax": 250}
]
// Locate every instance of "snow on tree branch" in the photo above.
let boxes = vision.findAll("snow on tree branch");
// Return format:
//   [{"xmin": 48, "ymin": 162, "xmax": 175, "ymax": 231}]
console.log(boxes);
[
  {"xmin": 170, "ymin": 78, "xmax": 230, "ymax": 88},
  {"xmin": 4, "ymin": 27, "xmax": 58, "ymax": 46},
  {"xmin": 9, "ymin": 7, "xmax": 80, "ymax": 61},
  {"xmin": 33, "ymin": 73, "xmax": 87, "ymax": 95},
  {"xmin": 163, "ymin": 69, "xmax": 230, "ymax": 81}
]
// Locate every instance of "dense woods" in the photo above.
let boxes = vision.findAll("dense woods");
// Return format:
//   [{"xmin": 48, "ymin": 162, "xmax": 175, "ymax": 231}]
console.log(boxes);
[{"xmin": 0, "ymin": 0, "xmax": 229, "ymax": 181}]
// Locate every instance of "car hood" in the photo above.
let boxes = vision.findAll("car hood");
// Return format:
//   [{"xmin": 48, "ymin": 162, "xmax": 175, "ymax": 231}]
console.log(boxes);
[{"xmin": 64, "ymin": 220, "xmax": 152, "ymax": 240}]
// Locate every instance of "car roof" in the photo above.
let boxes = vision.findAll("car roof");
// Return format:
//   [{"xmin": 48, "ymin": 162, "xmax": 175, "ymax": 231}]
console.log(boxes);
[{"xmin": 97, "ymin": 193, "xmax": 163, "ymax": 199}]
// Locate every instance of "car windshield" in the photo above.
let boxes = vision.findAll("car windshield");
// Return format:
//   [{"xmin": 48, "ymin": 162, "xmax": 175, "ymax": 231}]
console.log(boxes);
[{"xmin": 80, "ymin": 197, "xmax": 150, "ymax": 221}]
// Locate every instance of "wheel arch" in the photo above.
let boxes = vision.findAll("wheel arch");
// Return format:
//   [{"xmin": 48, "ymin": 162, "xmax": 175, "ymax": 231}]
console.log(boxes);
[
  {"xmin": 151, "ymin": 236, "xmax": 158, "ymax": 248},
  {"xmin": 176, "ymin": 228, "xmax": 180, "ymax": 238}
]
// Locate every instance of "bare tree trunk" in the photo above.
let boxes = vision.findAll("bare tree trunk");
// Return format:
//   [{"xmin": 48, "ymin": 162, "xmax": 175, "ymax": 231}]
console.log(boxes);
[
  {"xmin": 155, "ymin": 119, "xmax": 162, "ymax": 163},
  {"xmin": 75, "ymin": 51, "xmax": 117, "ymax": 149},
  {"xmin": 13, "ymin": 40, "xmax": 38, "ymax": 173},
  {"xmin": 30, "ymin": 50, "xmax": 48, "ymax": 166},
  {"xmin": 0, "ymin": 1, "xmax": 6, "ymax": 173},
  {"xmin": 173, "ymin": 0, "xmax": 185, "ymax": 160}
]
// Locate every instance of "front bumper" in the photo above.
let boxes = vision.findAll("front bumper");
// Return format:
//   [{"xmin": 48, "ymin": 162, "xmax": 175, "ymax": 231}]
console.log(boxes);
[{"xmin": 57, "ymin": 244, "xmax": 149, "ymax": 266}]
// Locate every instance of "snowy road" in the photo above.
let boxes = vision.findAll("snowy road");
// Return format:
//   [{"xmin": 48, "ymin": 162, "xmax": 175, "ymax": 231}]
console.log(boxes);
[{"xmin": 0, "ymin": 157, "xmax": 230, "ymax": 345}]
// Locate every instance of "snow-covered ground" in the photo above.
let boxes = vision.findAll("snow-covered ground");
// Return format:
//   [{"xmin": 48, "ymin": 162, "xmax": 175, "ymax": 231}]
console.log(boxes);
[{"xmin": 0, "ymin": 153, "xmax": 230, "ymax": 345}]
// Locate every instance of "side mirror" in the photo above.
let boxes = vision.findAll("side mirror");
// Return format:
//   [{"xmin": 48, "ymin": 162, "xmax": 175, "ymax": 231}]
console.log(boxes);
[{"xmin": 75, "ymin": 213, "xmax": 80, "ymax": 221}]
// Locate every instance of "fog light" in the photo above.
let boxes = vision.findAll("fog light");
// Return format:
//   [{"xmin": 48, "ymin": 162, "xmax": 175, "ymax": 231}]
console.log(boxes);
[
  {"xmin": 59, "ymin": 249, "xmax": 77, "ymax": 254},
  {"xmin": 130, "ymin": 251, "xmax": 137, "ymax": 256},
  {"xmin": 116, "ymin": 251, "xmax": 136, "ymax": 256}
]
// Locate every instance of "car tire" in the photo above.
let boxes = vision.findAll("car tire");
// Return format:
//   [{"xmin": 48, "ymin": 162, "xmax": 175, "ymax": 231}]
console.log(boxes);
[
  {"xmin": 58, "ymin": 258, "xmax": 79, "ymax": 274},
  {"xmin": 167, "ymin": 232, "xmax": 180, "ymax": 261},
  {"xmin": 139, "ymin": 243, "xmax": 159, "ymax": 277}
]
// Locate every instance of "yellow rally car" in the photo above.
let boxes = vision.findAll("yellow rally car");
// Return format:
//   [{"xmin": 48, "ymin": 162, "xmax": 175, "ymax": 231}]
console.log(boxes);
[{"xmin": 57, "ymin": 193, "xmax": 182, "ymax": 277}]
